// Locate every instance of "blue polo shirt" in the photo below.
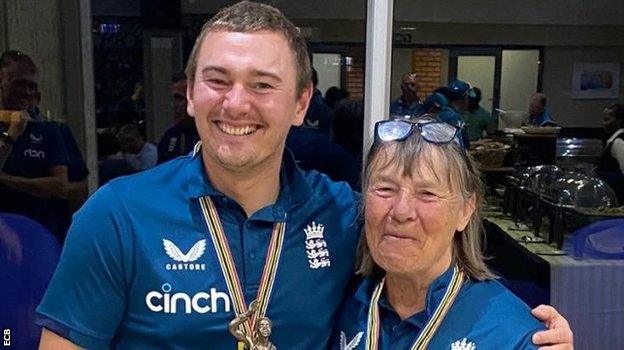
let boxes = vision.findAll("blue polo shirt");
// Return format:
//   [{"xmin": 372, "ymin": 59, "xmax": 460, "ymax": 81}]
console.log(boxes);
[
  {"xmin": 389, "ymin": 98, "xmax": 422, "ymax": 118},
  {"xmin": 331, "ymin": 267, "xmax": 545, "ymax": 350},
  {"xmin": 157, "ymin": 121, "xmax": 199, "ymax": 164},
  {"xmin": 36, "ymin": 148, "xmax": 361, "ymax": 349},
  {"xmin": 528, "ymin": 110, "xmax": 556, "ymax": 127},
  {"xmin": 0, "ymin": 121, "xmax": 69, "ymax": 238},
  {"xmin": 303, "ymin": 89, "xmax": 334, "ymax": 136}
]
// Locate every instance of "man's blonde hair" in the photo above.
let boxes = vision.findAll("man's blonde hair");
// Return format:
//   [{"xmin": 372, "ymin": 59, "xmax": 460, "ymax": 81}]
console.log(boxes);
[{"xmin": 184, "ymin": 1, "xmax": 312, "ymax": 97}]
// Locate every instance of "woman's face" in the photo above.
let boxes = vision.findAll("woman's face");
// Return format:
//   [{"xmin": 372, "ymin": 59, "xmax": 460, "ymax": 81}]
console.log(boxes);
[{"xmin": 364, "ymin": 149, "xmax": 475, "ymax": 278}]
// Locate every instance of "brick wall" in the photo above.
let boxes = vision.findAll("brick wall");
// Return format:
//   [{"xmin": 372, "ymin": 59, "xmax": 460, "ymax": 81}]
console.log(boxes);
[
  {"xmin": 344, "ymin": 47, "xmax": 365, "ymax": 100},
  {"xmin": 338, "ymin": 47, "xmax": 445, "ymax": 101},
  {"xmin": 412, "ymin": 48, "xmax": 444, "ymax": 99}
]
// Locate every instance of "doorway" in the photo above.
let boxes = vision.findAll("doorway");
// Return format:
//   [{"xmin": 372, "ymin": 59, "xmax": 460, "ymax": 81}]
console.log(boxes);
[{"xmin": 449, "ymin": 47, "xmax": 542, "ymax": 114}]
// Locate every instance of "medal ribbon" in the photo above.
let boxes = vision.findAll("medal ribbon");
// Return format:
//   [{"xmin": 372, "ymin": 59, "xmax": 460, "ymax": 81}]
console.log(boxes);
[
  {"xmin": 365, "ymin": 265, "xmax": 465, "ymax": 350},
  {"xmin": 199, "ymin": 196, "xmax": 285, "ymax": 337}
]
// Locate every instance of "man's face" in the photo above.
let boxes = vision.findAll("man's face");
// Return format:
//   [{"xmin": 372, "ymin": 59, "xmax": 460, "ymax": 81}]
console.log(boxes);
[
  {"xmin": 3, "ymin": 77, "xmax": 40, "ymax": 110},
  {"xmin": 187, "ymin": 30, "xmax": 311, "ymax": 172},
  {"xmin": 603, "ymin": 110, "xmax": 622, "ymax": 135},
  {"xmin": 171, "ymin": 79, "xmax": 188, "ymax": 121},
  {"xmin": 401, "ymin": 74, "xmax": 419, "ymax": 98},
  {"xmin": 528, "ymin": 97, "xmax": 544, "ymax": 116},
  {"xmin": 1, "ymin": 62, "xmax": 39, "ymax": 109}
]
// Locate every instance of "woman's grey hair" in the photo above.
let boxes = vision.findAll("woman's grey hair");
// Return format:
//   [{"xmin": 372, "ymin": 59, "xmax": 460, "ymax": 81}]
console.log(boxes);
[{"xmin": 356, "ymin": 120, "xmax": 495, "ymax": 281}]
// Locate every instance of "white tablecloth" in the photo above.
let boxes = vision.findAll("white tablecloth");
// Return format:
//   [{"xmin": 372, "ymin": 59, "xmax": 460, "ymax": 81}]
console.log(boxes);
[{"xmin": 486, "ymin": 216, "xmax": 624, "ymax": 350}]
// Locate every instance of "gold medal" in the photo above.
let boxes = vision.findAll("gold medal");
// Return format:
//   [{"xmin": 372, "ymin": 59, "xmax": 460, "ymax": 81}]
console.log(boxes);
[{"xmin": 199, "ymin": 197, "xmax": 282, "ymax": 350}]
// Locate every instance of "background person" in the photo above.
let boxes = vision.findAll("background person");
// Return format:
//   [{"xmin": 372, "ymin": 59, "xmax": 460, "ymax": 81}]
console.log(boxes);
[
  {"xmin": 0, "ymin": 55, "xmax": 70, "ymax": 241},
  {"xmin": 463, "ymin": 87, "xmax": 496, "ymax": 141},
  {"xmin": 596, "ymin": 103, "xmax": 624, "ymax": 202},
  {"xmin": 389, "ymin": 73, "xmax": 422, "ymax": 118},
  {"xmin": 526, "ymin": 93, "xmax": 556, "ymax": 126},
  {"xmin": 157, "ymin": 72, "xmax": 199, "ymax": 163},
  {"xmin": 116, "ymin": 123, "xmax": 158, "ymax": 171},
  {"xmin": 302, "ymin": 68, "xmax": 334, "ymax": 136}
]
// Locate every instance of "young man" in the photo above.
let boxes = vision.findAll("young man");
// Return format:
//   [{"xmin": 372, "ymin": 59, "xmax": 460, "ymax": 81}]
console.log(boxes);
[{"xmin": 37, "ymin": 2, "xmax": 572, "ymax": 349}]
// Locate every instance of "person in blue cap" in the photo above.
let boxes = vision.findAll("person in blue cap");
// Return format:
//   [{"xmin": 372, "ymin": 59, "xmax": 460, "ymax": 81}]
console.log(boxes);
[
  {"xmin": 527, "ymin": 93, "xmax": 557, "ymax": 126},
  {"xmin": 447, "ymin": 80, "xmax": 476, "ymax": 115},
  {"xmin": 36, "ymin": 2, "xmax": 572, "ymax": 349},
  {"xmin": 463, "ymin": 87, "xmax": 496, "ymax": 141},
  {"xmin": 331, "ymin": 117, "xmax": 572, "ymax": 350},
  {"xmin": 390, "ymin": 73, "xmax": 422, "ymax": 118},
  {"xmin": 416, "ymin": 91, "xmax": 448, "ymax": 115},
  {"xmin": 415, "ymin": 91, "xmax": 462, "ymax": 130}
]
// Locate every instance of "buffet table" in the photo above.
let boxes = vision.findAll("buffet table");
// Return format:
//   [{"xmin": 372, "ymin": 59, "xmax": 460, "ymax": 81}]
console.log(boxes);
[{"xmin": 484, "ymin": 214, "xmax": 624, "ymax": 350}]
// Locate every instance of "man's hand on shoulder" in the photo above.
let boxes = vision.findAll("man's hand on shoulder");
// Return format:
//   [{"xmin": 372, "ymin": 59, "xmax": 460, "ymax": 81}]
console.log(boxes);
[{"xmin": 531, "ymin": 305, "xmax": 573, "ymax": 349}]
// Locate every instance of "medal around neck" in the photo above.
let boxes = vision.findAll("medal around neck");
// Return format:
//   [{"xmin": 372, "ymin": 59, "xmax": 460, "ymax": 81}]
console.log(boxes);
[
  {"xmin": 199, "ymin": 197, "xmax": 283, "ymax": 350},
  {"xmin": 229, "ymin": 300, "xmax": 277, "ymax": 350}
]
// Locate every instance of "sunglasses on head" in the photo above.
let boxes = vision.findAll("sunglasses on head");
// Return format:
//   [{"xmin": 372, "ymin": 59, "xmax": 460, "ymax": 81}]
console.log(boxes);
[{"xmin": 374, "ymin": 116, "xmax": 462, "ymax": 145}]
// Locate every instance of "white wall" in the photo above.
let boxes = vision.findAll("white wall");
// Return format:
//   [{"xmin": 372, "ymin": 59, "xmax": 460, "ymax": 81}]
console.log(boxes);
[
  {"xmin": 457, "ymin": 56, "xmax": 496, "ymax": 113},
  {"xmin": 543, "ymin": 47, "xmax": 624, "ymax": 127},
  {"xmin": 394, "ymin": 0, "xmax": 624, "ymax": 26},
  {"xmin": 180, "ymin": 0, "xmax": 624, "ymax": 26},
  {"xmin": 500, "ymin": 50, "xmax": 540, "ymax": 112}
]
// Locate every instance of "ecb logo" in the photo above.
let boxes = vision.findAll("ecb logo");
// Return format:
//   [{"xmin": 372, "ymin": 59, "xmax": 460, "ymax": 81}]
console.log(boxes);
[{"xmin": 3, "ymin": 328, "xmax": 10, "ymax": 346}]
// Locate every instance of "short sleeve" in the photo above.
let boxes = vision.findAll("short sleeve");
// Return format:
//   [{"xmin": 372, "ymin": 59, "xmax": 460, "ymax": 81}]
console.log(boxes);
[
  {"xmin": 58, "ymin": 123, "xmax": 90, "ymax": 181},
  {"xmin": 36, "ymin": 184, "xmax": 132, "ymax": 349},
  {"xmin": 610, "ymin": 138, "xmax": 624, "ymax": 174}
]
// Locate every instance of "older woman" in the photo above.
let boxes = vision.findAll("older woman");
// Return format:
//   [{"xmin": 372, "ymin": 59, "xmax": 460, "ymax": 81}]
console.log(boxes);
[{"xmin": 332, "ymin": 117, "xmax": 563, "ymax": 349}]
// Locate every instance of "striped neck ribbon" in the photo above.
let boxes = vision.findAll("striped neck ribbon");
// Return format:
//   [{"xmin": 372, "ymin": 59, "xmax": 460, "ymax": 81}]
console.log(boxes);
[
  {"xmin": 199, "ymin": 196, "xmax": 286, "ymax": 348},
  {"xmin": 365, "ymin": 265, "xmax": 465, "ymax": 350}
]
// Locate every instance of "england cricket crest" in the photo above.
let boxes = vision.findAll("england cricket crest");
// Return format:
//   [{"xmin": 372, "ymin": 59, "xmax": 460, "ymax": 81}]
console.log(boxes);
[
  {"xmin": 451, "ymin": 338, "xmax": 476, "ymax": 350},
  {"xmin": 304, "ymin": 222, "xmax": 331, "ymax": 269}
]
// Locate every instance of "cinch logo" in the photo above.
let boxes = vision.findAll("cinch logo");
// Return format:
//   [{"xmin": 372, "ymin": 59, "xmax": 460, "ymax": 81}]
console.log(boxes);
[
  {"xmin": 163, "ymin": 238, "xmax": 206, "ymax": 271},
  {"xmin": 145, "ymin": 283, "xmax": 231, "ymax": 314},
  {"xmin": 24, "ymin": 148, "xmax": 45, "ymax": 158}
]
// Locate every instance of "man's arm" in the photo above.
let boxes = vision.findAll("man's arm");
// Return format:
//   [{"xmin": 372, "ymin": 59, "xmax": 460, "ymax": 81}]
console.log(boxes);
[
  {"xmin": 35, "ymin": 184, "xmax": 128, "ymax": 349},
  {"xmin": 531, "ymin": 305, "xmax": 574, "ymax": 350},
  {"xmin": 0, "ymin": 165, "xmax": 69, "ymax": 198},
  {"xmin": 39, "ymin": 328, "xmax": 84, "ymax": 350},
  {"xmin": 67, "ymin": 179, "xmax": 89, "ymax": 212},
  {"xmin": 0, "ymin": 142, "xmax": 11, "ymax": 170}
]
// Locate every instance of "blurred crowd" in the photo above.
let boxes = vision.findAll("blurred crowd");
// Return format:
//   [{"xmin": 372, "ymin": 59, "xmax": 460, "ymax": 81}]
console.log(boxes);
[{"xmin": 2, "ymin": 49, "xmax": 623, "ymax": 249}]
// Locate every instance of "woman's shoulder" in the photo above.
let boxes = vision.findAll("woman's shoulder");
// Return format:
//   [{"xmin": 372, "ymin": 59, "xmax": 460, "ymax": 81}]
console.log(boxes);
[
  {"xmin": 461, "ymin": 279, "xmax": 540, "ymax": 321},
  {"xmin": 437, "ymin": 278, "xmax": 545, "ymax": 349}
]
